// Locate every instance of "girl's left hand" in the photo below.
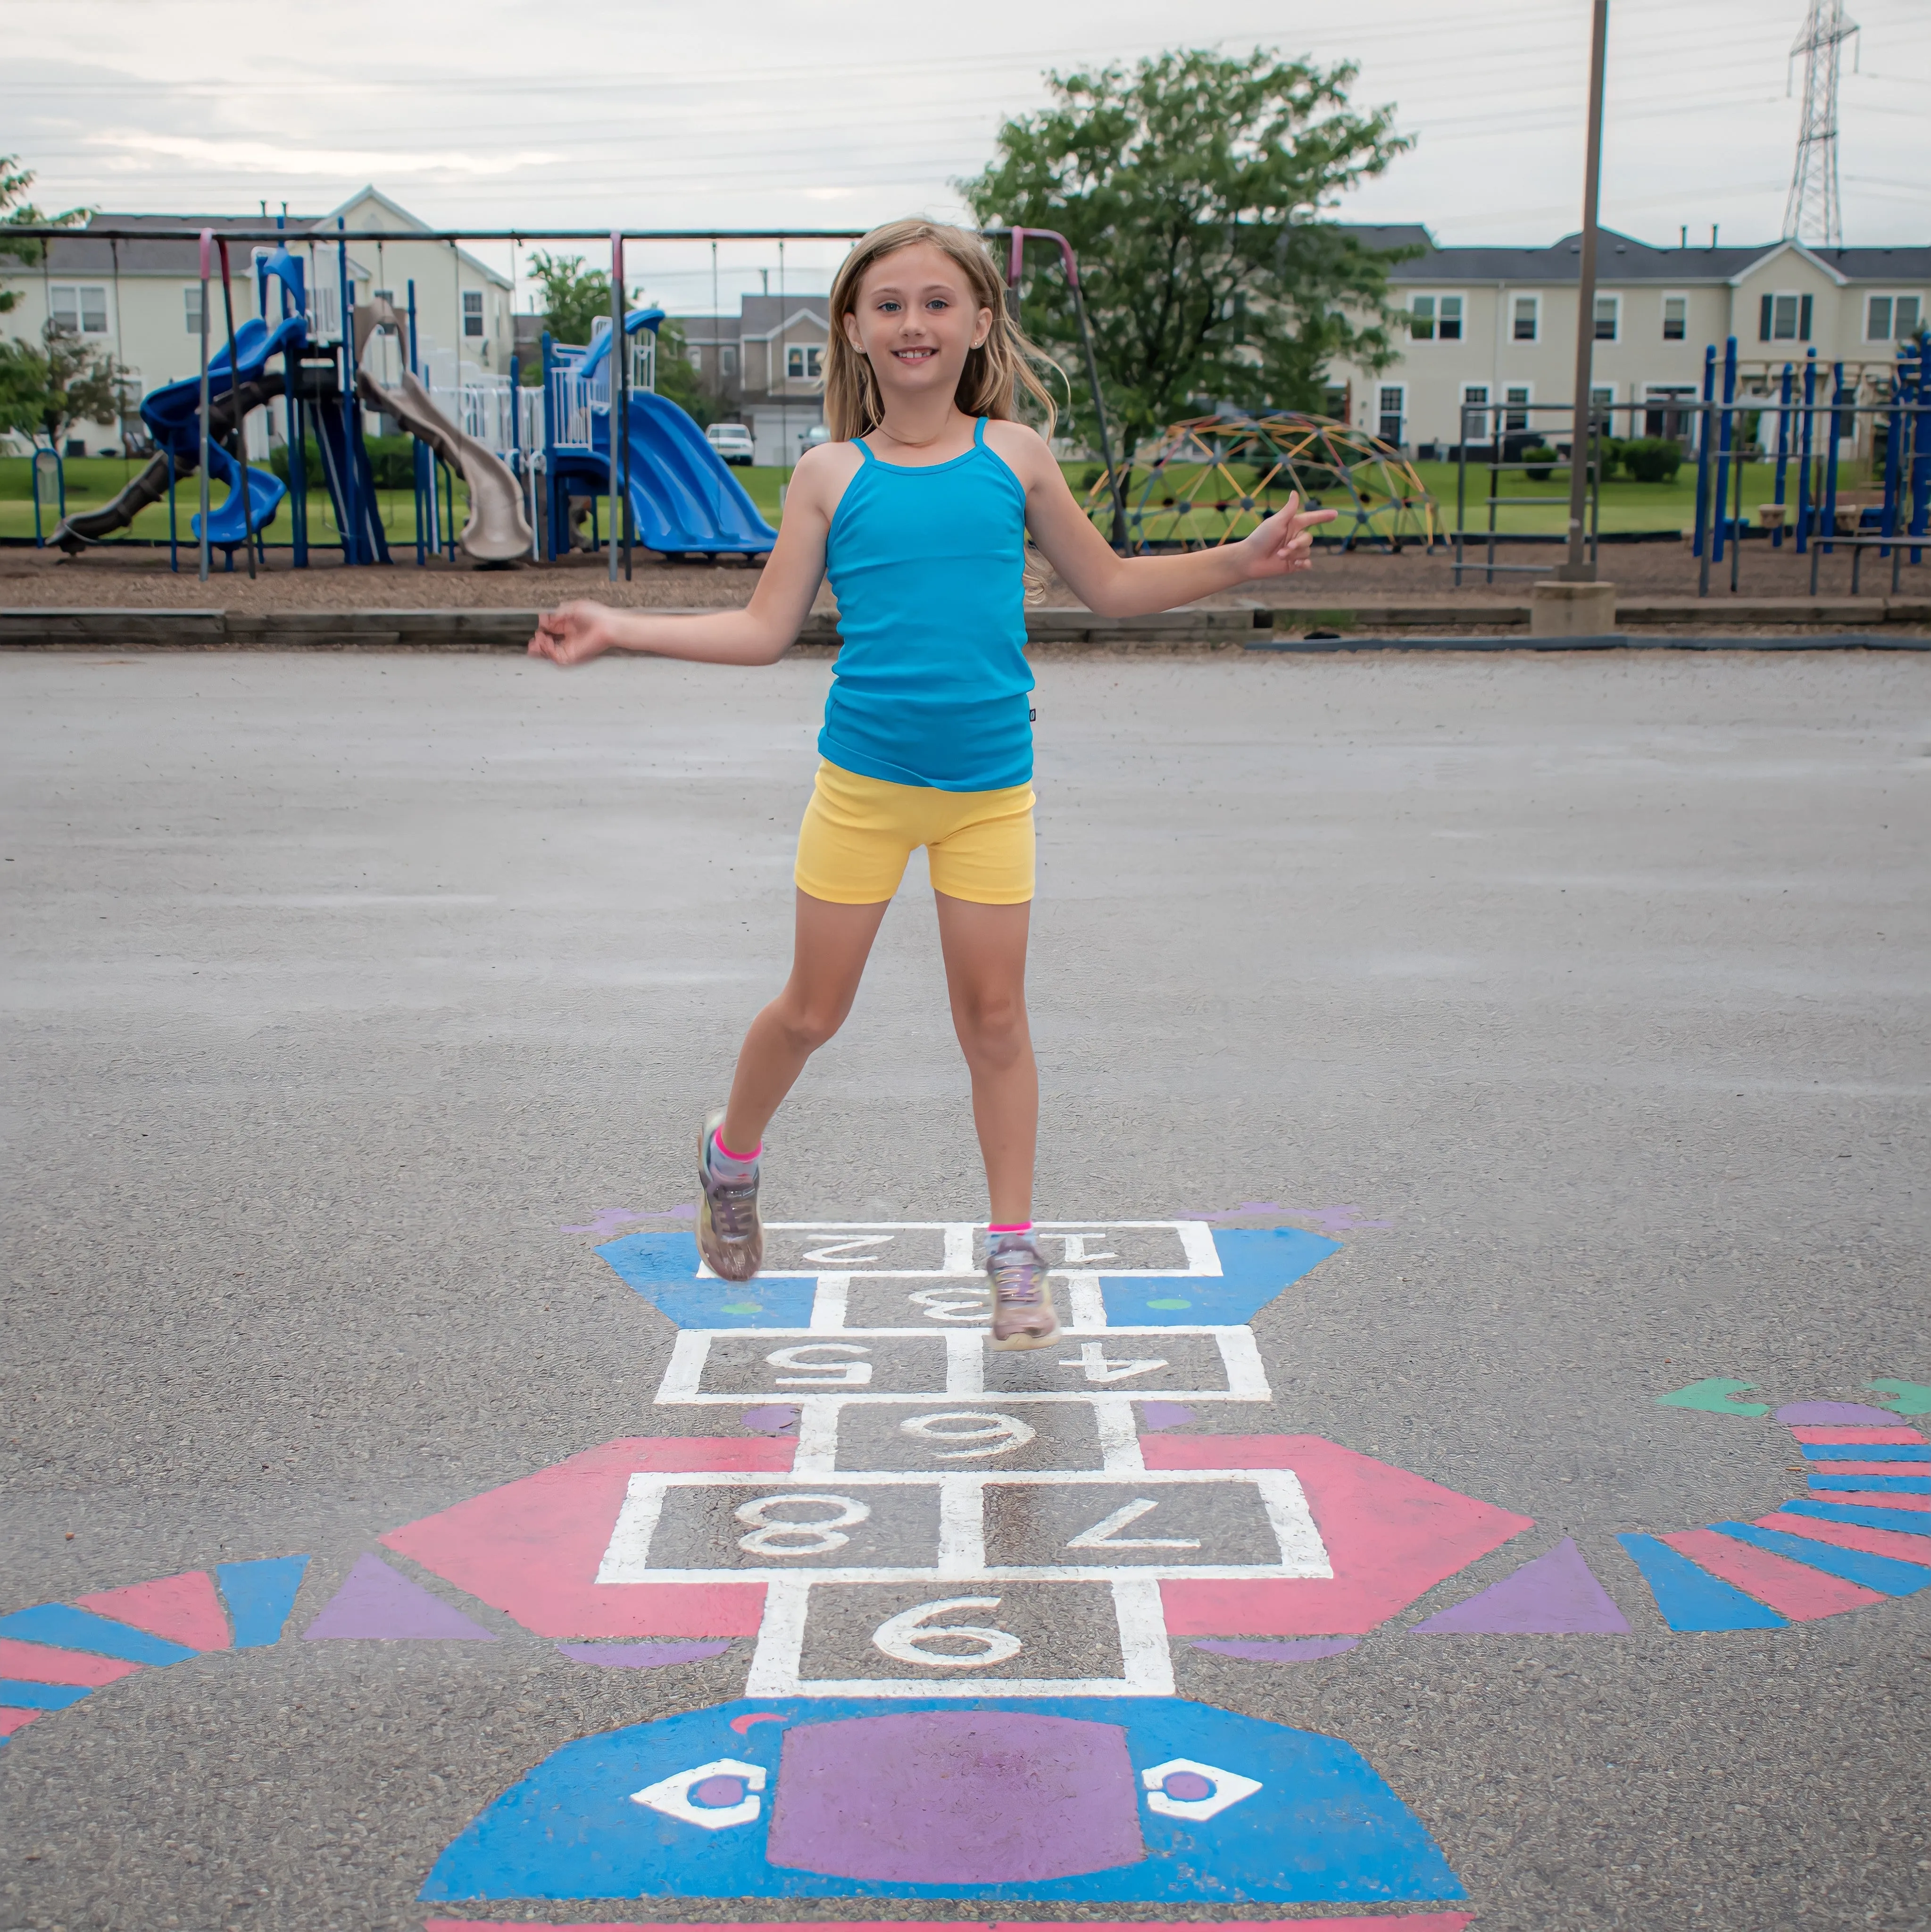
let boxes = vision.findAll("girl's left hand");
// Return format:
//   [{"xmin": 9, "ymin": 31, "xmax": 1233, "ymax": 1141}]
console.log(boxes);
[{"xmin": 1237, "ymin": 493, "xmax": 1339, "ymax": 579}]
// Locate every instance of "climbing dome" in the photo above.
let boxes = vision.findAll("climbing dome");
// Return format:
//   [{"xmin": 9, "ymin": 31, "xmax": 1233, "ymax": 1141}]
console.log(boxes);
[{"xmin": 1085, "ymin": 414, "xmax": 1438, "ymax": 553}]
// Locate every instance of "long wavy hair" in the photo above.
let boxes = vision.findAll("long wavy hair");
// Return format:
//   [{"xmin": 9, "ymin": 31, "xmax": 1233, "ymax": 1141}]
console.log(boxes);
[{"xmin": 823, "ymin": 218, "xmax": 1061, "ymax": 442}]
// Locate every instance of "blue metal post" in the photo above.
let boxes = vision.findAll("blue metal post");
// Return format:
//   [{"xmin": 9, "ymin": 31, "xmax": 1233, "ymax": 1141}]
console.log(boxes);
[
  {"xmin": 167, "ymin": 446, "xmax": 177, "ymax": 571},
  {"xmin": 1906, "ymin": 341, "xmax": 1929, "ymax": 560},
  {"xmin": 338, "ymin": 224, "xmax": 361, "ymax": 564},
  {"xmin": 408, "ymin": 278, "xmax": 426, "ymax": 566},
  {"xmin": 1712, "ymin": 335, "xmax": 1737, "ymax": 566},
  {"xmin": 541, "ymin": 328, "xmax": 559, "ymax": 559},
  {"xmin": 1772, "ymin": 363, "xmax": 1792, "ymax": 548},
  {"xmin": 1880, "ymin": 351, "xmax": 1905, "ymax": 559},
  {"xmin": 1795, "ymin": 349, "xmax": 1816, "ymax": 553},
  {"xmin": 1821, "ymin": 361, "xmax": 1845, "ymax": 554},
  {"xmin": 1691, "ymin": 343, "xmax": 1715, "ymax": 560}
]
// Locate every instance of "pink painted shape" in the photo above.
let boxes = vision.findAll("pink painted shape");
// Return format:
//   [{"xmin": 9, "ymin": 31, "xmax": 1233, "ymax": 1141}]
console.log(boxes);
[
  {"xmin": 1755, "ymin": 1511, "xmax": 1931, "ymax": 1568},
  {"xmin": 382, "ymin": 1436, "xmax": 793, "ymax": 1639},
  {"xmin": 1146, "ymin": 1434, "xmax": 1534, "ymax": 1635},
  {"xmin": 1661, "ymin": 1529, "xmax": 1883, "ymax": 1619},
  {"xmin": 1789, "ymin": 1426, "xmax": 1925, "ymax": 1445},
  {"xmin": 1814, "ymin": 1490, "xmax": 1930, "ymax": 1510},
  {"xmin": 1805, "ymin": 1459, "xmax": 1930, "ymax": 1476},
  {"xmin": 0, "ymin": 1708, "xmax": 46, "ymax": 1739},
  {"xmin": 0, "ymin": 1638, "xmax": 144, "ymax": 1688},
  {"xmin": 75, "ymin": 1570, "xmax": 229, "ymax": 1651},
  {"xmin": 424, "ymin": 1919, "xmax": 1475, "ymax": 1932}
]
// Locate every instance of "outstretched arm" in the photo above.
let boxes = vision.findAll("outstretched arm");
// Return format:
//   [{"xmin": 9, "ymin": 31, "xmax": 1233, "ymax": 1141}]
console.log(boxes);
[
  {"xmin": 527, "ymin": 444, "xmax": 856, "ymax": 667},
  {"xmin": 989, "ymin": 423, "xmax": 1338, "ymax": 619}
]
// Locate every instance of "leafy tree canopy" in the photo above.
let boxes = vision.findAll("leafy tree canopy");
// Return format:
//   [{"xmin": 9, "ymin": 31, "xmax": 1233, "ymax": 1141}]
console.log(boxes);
[
  {"xmin": 1, "ymin": 155, "xmax": 91, "ymax": 313},
  {"xmin": 652, "ymin": 316, "xmax": 716, "ymax": 427},
  {"xmin": 960, "ymin": 48, "xmax": 1414, "ymax": 457},
  {"xmin": 527, "ymin": 250, "xmax": 612, "ymax": 350},
  {"xmin": 0, "ymin": 320, "xmax": 133, "ymax": 447}
]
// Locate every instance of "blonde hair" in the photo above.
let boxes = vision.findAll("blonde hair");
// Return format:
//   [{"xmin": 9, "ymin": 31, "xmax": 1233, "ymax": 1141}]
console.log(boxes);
[{"xmin": 824, "ymin": 218, "xmax": 1061, "ymax": 442}]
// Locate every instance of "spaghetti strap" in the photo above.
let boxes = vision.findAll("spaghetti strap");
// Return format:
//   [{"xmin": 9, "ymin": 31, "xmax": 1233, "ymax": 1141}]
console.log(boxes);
[
  {"xmin": 855, "ymin": 436, "xmax": 879, "ymax": 465},
  {"xmin": 972, "ymin": 416, "xmax": 988, "ymax": 447}
]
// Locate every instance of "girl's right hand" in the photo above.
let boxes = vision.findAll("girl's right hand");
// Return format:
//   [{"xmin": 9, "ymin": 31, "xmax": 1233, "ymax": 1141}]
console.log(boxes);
[{"xmin": 528, "ymin": 600, "xmax": 617, "ymax": 666}]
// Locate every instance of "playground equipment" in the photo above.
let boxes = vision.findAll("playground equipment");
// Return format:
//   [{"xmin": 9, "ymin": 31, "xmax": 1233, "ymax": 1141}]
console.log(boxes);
[
  {"xmin": 540, "ymin": 307, "xmax": 776, "ymax": 561},
  {"xmin": 1085, "ymin": 414, "xmax": 1438, "ymax": 554},
  {"xmin": 354, "ymin": 295, "xmax": 531, "ymax": 565}
]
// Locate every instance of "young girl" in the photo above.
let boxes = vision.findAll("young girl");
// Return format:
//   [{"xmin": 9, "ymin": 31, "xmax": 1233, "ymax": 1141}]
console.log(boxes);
[{"xmin": 529, "ymin": 217, "xmax": 1334, "ymax": 1349}]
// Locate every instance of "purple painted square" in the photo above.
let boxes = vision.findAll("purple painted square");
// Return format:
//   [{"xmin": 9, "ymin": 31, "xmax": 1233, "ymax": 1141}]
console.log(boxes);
[{"xmin": 764, "ymin": 1710, "xmax": 1145, "ymax": 1884}]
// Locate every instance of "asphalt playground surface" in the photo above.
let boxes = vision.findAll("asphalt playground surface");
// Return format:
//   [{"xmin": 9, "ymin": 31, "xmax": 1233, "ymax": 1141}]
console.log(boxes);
[{"xmin": 2, "ymin": 644, "xmax": 1927, "ymax": 1932}]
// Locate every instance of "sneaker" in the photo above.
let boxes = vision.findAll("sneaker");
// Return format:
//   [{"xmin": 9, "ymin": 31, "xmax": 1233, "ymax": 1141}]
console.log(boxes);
[
  {"xmin": 986, "ymin": 1231, "xmax": 1060, "ymax": 1350},
  {"xmin": 697, "ymin": 1110, "xmax": 763, "ymax": 1282}
]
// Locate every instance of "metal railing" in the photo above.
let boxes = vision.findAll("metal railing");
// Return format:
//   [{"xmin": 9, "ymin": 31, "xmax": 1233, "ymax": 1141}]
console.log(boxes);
[{"xmin": 1452, "ymin": 401, "xmax": 1602, "ymax": 585}]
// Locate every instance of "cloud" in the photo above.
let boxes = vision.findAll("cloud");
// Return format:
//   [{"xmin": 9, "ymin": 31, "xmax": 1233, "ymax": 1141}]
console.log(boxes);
[{"xmin": 83, "ymin": 133, "xmax": 562, "ymax": 179}]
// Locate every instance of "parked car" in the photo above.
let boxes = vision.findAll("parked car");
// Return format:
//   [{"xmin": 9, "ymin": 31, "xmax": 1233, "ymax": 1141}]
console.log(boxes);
[
  {"xmin": 706, "ymin": 422, "xmax": 755, "ymax": 466},
  {"xmin": 802, "ymin": 424, "xmax": 831, "ymax": 449}
]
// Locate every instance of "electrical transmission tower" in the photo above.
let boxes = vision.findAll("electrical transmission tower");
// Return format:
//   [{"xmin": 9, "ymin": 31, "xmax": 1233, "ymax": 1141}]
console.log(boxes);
[{"xmin": 1784, "ymin": 0, "xmax": 1859, "ymax": 248}]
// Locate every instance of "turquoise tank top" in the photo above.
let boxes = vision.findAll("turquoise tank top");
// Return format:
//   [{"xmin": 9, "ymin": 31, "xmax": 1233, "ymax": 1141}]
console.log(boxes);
[{"xmin": 820, "ymin": 416, "xmax": 1034, "ymax": 792}]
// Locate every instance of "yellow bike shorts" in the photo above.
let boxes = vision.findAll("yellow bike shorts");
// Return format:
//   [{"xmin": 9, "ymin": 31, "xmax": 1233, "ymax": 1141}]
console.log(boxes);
[{"xmin": 794, "ymin": 760, "xmax": 1036, "ymax": 906}]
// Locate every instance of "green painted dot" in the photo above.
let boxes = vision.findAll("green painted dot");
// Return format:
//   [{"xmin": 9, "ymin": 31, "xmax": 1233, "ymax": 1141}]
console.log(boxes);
[
  {"xmin": 720, "ymin": 1301, "xmax": 762, "ymax": 1315},
  {"xmin": 1147, "ymin": 1297, "xmax": 1192, "ymax": 1310}
]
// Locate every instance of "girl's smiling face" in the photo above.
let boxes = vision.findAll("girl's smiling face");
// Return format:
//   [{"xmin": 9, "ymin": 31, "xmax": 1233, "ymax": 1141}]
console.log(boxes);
[{"xmin": 842, "ymin": 241, "xmax": 993, "ymax": 406}]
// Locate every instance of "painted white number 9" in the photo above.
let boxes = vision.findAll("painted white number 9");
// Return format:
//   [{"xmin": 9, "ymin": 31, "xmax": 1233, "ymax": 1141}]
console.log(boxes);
[
  {"xmin": 734, "ymin": 1492, "xmax": 871, "ymax": 1556},
  {"xmin": 872, "ymin": 1596, "xmax": 1024, "ymax": 1669},
  {"xmin": 898, "ymin": 1410, "xmax": 1037, "ymax": 1460}
]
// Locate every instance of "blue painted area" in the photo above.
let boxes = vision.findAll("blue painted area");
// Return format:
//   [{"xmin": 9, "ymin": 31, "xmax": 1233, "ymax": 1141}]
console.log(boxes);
[
  {"xmin": 1099, "ymin": 1228, "xmax": 1342, "ymax": 1327},
  {"xmin": 1615, "ymin": 1534, "xmax": 1788, "ymax": 1632},
  {"xmin": 1810, "ymin": 1474, "xmax": 1931, "ymax": 1494},
  {"xmin": 595, "ymin": 1232, "xmax": 816, "ymax": 1330},
  {"xmin": 0, "ymin": 1604, "xmax": 196, "ymax": 1666},
  {"xmin": 0, "ymin": 1679, "xmax": 94, "ymax": 1711},
  {"xmin": 1802, "ymin": 1444, "xmax": 1931, "ymax": 1462},
  {"xmin": 217, "ymin": 1556, "xmax": 311, "ymax": 1649},
  {"xmin": 1707, "ymin": 1522, "xmax": 1931, "ymax": 1596},
  {"xmin": 421, "ymin": 1694, "xmax": 1464, "ymax": 1905},
  {"xmin": 1780, "ymin": 1499, "xmax": 1931, "ymax": 1536}
]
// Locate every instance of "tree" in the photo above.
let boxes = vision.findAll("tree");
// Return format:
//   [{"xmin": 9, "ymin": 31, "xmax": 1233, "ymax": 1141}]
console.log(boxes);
[
  {"xmin": 652, "ymin": 316, "xmax": 716, "ymax": 427},
  {"xmin": 0, "ymin": 320, "xmax": 133, "ymax": 448},
  {"xmin": 0, "ymin": 155, "xmax": 90, "ymax": 315},
  {"xmin": 527, "ymin": 250, "xmax": 612, "ymax": 349},
  {"xmin": 959, "ymin": 48, "xmax": 1414, "ymax": 458}
]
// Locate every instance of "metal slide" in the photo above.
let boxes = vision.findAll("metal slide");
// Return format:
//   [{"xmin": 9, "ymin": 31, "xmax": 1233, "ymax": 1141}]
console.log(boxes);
[{"xmin": 355, "ymin": 298, "xmax": 533, "ymax": 565}]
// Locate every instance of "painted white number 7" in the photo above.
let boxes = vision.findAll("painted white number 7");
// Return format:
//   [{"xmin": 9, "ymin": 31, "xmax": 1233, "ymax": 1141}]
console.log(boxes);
[{"xmin": 872, "ymin": 1597, "xmax": 1024, "ymax": 1668}]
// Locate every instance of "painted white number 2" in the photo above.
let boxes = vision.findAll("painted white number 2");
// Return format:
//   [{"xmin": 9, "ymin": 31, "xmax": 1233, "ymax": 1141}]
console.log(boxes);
[
  {"xmin": 871, "ymin": 1596, "xmax": 1024, "ymax": 1668},
  {"xmin": 735, "ymin": 1492, "xmax": 871, "ymax": 1556}
]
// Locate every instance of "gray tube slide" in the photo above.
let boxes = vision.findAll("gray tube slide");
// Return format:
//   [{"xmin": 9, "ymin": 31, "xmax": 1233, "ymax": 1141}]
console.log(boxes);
[{"xmin": 355, "ymin": 299, "xmax": 533, "ymax": 565}]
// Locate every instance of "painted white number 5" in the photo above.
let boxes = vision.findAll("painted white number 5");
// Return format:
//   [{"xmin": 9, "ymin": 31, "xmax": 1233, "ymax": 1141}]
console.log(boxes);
[{"xmin": 871, "ymin": 1596, "xmax": 1024, "ymax": 1669}]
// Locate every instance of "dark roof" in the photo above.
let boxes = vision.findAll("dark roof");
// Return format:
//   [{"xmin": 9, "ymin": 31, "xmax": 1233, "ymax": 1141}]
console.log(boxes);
[
  {"xmin": 11, "ymin": 213, "xmax": 326, "ymax": 277},
  {"xmin": 1344, "ymin": 224, "xmax": 1931, "ymax": 285}
]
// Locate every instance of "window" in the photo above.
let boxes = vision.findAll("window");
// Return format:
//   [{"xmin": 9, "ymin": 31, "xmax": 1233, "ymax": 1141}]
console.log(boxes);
[
  {"xmin": 1408, "ymin": 293, "xmax": 1463, "ymax": 341},
  {"xmin": 1323, "ymin": 384, "xmax": 1349, "ymax": 418},
  {"xmin": 1504, "ymin": 384, "xmax": 1531, "ymax": 433},
  {"xmin": 687, "ymin": 347, "xmax": 703, "ymax": 370},
  {"xmin": 1644, "ymin": 383, "xmax": 1697, "ymax": 441},
  {"xmin": 1866, "ymin": 293, "xmax": 1923, "ymax": 341},
  {"xmin": 49, "ymin": 284, "xmax": 109, "ymax": 335},
  {"xmin": 462, "ymin": 290, "xmax": 484, "ymax": 338},
  {"xmin": 721, "ymin": 344, "xmax": 738, "ymax": 375},
  {"xmin": 183, "ymin": 284, "xmax": 203, "ymax": 335},
  {"xmin": 786, "ymin": 343, "xmax": 823, "ymax": 381},
  {"xmin": 1662, "ymin": 293, "xmax": 1687, "ymax": 341},
  {"xmin": 1512, "ymin": 295, "xmax": 1539, "ymax": 342},
  {"xmin": 1593, "ymin": 294, "xmax": 1619, "ymax": 341},
  {"xmin": 1376, "ymin": 384, "xmax": 1406, "ymax": 446},
  {"xmin": 1758, "ymin": 292, "xmax": 1813, "ymax": 342}
]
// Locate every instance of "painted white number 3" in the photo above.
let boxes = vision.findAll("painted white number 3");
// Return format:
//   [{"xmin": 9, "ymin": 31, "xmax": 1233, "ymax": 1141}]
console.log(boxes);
[{"xmin": 871, "ymin": 1596, "xmax": 1024, "ymax": 1668}]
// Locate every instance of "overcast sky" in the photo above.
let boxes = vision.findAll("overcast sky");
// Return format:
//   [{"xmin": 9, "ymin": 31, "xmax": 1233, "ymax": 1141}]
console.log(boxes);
[{"xmin": 5, "ymin": 0, "xmax": 1924, "ymax": 314}]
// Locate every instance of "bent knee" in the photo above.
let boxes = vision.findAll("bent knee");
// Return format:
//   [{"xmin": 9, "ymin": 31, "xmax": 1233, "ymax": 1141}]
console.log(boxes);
[
  {"xmin": 953, "ymin": 992, "xmax": 1029, "ymax": 1060},
  {"xmin": 773, "ymin": 997, "xmax": 849, "ymax": 1055}
]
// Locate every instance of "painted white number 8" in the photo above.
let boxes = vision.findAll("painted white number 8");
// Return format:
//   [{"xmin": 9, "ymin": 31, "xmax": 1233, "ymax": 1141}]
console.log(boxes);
[
  {"xmin": 734, "ymin": 1493, "xmax": 871, "ymax": 1556},
  {"xmin": 872, "ymin": 1596, "xmax": 1024, "ymax": 1669}
]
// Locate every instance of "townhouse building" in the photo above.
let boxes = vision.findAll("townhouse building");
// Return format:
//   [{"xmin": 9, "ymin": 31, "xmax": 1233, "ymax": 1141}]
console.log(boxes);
[
  {"xmin": 0, "ymin": 187, "xmax": 513, "ymax": 456},
  {"xmin": 672, "ymin": 293, "xmax": 829, "ymax": 466},
  {"xmin": 1341, "ymin": 225, "xmax": 1928, "ymax": 460}
]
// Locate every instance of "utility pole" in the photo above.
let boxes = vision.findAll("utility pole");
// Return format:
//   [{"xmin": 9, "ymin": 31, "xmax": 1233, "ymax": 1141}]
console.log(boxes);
[
  {"xmin": 1785, "ymin": 0, "xmax": 1859, "ymax": 248},
  {"xmin": 1558, "ymin": 0, "xmax": 1611, "ymax": 582}
]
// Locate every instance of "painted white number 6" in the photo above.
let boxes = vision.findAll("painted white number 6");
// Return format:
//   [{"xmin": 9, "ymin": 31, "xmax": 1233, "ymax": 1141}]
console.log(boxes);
[
  {"xmin": 734, "ymin": 1493, "xmax": 871, "ymax": 1556},
  {"xmin": 872, "ymin": 1596, "xmax": 1024, "ymax": 1669}
]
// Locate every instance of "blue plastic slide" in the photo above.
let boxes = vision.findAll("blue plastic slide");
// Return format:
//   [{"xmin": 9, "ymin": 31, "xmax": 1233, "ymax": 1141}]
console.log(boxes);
[
  {"xmin": 139, "ymin": 315, "xmax": 305, "ymax": 547},
  {"xmin": 616, "ymin": 392, "xmax": 777, "ymax": 556}
]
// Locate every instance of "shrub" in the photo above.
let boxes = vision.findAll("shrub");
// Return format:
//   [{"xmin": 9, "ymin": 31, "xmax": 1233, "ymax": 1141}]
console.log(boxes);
[
  {"xmin": 1620, "ymin": 437, "xmax": 1683, "ymax": 484},
  {"xmin": 1521, "ymin": 445, "xmax": 1556, "ymax": 481},
  {"xmin": 268, "ymin": 433, "xmax": 423, "ymax": 491}
]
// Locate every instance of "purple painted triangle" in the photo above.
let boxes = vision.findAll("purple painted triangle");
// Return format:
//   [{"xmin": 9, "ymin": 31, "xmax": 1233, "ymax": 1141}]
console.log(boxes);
[
  {"xmin": 300, "ymin": 1554, "xmax": 498, "ymax": 1641},
  {"xmin": 1410, "ymin": 1537, "xmax": 1631, "ymax": 1634}
]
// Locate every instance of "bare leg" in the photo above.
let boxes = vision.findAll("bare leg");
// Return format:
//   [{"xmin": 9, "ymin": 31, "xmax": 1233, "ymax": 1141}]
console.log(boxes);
[
  {"xmin": 720, "ymin": 889, "xmax": 891, "ymax": 1152},
  {"xmin": 933, "ymin": 891, "xmax": 1037, "ymax": 1226}
]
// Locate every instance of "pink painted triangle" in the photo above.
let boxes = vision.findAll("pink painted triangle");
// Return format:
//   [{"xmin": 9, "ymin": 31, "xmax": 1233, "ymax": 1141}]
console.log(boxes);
[
  {"xmin": 1410, "ymin": 1536, "xmax": 1631, "ymax": 1633},
  {"xmin": 300, "ymin": 1554, "xmax": 498, "ymax": 1641},
  {"xmin": 75, "ymin": 1570, "xmax": 230, "ymax": 1651}
]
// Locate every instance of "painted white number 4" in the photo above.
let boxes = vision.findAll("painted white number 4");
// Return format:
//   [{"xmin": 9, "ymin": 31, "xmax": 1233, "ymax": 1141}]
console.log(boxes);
[
  {"xmin": 1059, "ymin": 1341, "xmax": 1168, "ymax": 1383},
  {"xmin": 872, "ymin": 1596, "xmax": 1024, "ymax": 1668}
]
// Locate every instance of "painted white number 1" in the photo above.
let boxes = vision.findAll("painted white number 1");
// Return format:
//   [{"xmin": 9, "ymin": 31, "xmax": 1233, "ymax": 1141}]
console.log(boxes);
[{"xmin": 871, "ymin": 1596, "xmax": 1024, "ymax": 1668}]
